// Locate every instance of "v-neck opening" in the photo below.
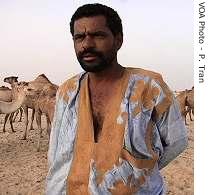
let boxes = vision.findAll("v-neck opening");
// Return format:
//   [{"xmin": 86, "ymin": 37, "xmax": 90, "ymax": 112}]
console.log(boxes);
[{"xmin": 80, "ymin": 69, "xmax": 130, "ymax": 144}]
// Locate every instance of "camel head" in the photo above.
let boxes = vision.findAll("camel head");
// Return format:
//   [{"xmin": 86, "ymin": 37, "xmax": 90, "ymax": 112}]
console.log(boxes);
[
  {"xmin": 0, "ymin": 86, "xmax": 10, "ymax": 90},
  {"xmin": 4, "ymin": 76, "xmax": 18, "ymax": 84},
  {"xmin": 12, "ymin": 82, "xmax": 34, "ymax": 99},
  {"xmin": 0, "ymin": 81, "xmax": 35, "ymax": 114}
]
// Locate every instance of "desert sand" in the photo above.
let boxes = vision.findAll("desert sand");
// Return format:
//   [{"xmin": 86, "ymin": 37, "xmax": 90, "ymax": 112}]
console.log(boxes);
[{"xmin": 0, "ymin": 112, "xmax": 193, "ymax": 195}]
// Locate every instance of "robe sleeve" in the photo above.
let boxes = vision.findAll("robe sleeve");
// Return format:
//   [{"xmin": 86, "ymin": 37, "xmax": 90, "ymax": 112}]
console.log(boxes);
[
  {"xmin": 47, "ymin": 88, "xmax": 67, "ymax": 168},
  {"xmin": 152, "ymin": 80, "xmax": 188, "ymax": 170}
]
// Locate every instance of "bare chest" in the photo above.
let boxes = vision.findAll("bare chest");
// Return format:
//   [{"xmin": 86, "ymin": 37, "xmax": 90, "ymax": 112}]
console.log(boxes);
[{"xmin": 89, "ymin": 88, "xmax": 112, "ymax": 142}]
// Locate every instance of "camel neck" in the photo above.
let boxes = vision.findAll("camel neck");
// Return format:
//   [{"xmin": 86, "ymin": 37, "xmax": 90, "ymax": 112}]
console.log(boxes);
[{"xmin": 0, "ymin": 91, "xmax": 25, "ymax": 114}]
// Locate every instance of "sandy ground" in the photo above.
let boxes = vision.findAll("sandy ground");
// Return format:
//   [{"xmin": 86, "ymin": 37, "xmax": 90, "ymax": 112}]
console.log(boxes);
[{"xmin": 0, "ymin": 112, "xmax": 193, "ymax": 195}]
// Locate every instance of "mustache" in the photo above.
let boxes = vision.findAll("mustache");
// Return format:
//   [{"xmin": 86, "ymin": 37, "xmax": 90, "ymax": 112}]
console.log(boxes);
[{"xmin": 78, "ymin": 48, "xmax": 103, "ymax": 58}]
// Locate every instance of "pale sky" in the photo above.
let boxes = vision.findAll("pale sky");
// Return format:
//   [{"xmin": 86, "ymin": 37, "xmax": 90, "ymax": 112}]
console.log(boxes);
[{"xmin": 0, "ymin": 0, "xmax": 193, "ymax": 91}]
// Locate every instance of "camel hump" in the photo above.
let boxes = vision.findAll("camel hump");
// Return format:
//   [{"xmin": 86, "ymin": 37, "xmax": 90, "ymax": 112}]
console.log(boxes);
[{"xmin": 34, "ymin": 74, "xmax": 51, "ymax": 83}]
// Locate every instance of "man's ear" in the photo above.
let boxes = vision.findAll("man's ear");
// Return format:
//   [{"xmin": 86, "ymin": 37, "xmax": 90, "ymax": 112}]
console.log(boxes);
[{"xmin": 115, "ymin": 33, "xmax": 123, "ymax": 50}]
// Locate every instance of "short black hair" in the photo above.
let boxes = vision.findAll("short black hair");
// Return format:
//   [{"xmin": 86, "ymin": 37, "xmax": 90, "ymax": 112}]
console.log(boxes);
[{"xmin": 70, "ymin": 3, "xmax": 123, "ymax": 37}]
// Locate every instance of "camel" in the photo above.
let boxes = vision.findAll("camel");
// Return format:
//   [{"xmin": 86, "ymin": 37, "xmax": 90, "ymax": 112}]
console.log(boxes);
[
  {"xmin": 176, "ymin": 87, "xmax": 194, "ymax": 125},
  {"xmin": 0, "ymin": 82, "xmax": 31, "ymax": 114},
  {"xmin": 22, "ymin": 74, "xmax": 58, "ymax": 141},
  {"xmin": 185, "ymin": 87, "xmax": 194, "ymax": 121},
  {"xmin": 3, "ymin": 74, "xmax": 58, "ymax": 150},
  {"xmin": 1, "ymin": 77, "xmax": 24, "ymax": 132},
  {"xmin": 35, "ymin": 84, "xmax": 57, "ymax": 151},
  {"xmin": 176, "ymin": 91, "xmax": 187, "ymax": 124},
  {"xmin": 4, "ymin": 76, "xmax": 36, "ymax": 134},
  {"xmin": 0, "ymin": 85, "xmax": 23, "ymax": 132},
  {"xmin": 4, "ymin": 75, "xmax": 44, "ymax": 139},
  {"xmin": 4, "ymin": 74, "xmax": 58, "ymax": 141},
  {"xmin": 3, "ymin": 79, "xmax": 24, "ymax": 123},
  {"xmin": 0, "ymin": 86, "xmax": 15, "ymax": 132}
]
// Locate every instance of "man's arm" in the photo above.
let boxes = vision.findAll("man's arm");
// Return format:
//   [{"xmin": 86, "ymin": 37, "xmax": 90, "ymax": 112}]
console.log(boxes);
[
  {"xmin": 155, "ymin": 97, "xmax": 188, "ymax": 170},
  {"xmin": 158, "ymin": 137, "xmax": 188, "ymax": 169}
]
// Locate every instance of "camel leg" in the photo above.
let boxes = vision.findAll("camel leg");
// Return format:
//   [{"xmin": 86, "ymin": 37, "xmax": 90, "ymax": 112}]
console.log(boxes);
[
  {"xmin": 184, "ymin": 109, "xmax": 189, "ymax": 126},
  {"xmin": 9, "ymin": 112, "xmax": 15, "ymax": 132},
  {"xmin": 186, "ymin": 107, "xmax": 193, "ymax": 121},
  {"xmin": 18, "ymin": 107, "xmax": 23, "ymax": 122},
  {"xmin": 13, "ymin": 110, "xmax": 19, "ymax": 122},
  {"xmin": 0, "ymin": 114, "xmax": 2, "ymax": 124},
  {"xmin": 30, "ymin": 109, "xmax": 35, "ymax": 130},
  {"xmin": 189, "ymin": 110, "xmax": 193, "ymax": 121},
  {"xmin": 46, "ymin": 115, "xmax": 51, "ymax": 136},
  {"xmin": 185, "ymin": 117, "xmax": 188, "ymax": 126},
  {"xmin": 36, "ymin": 110, "xmax": 42, "ymax": 152},
  {"xmin": 22, "ymin": 106, "xmax": 29, "ymax": 140},
  {"xmin": 3, "ymin": 114, "xmax": 10, "ymax": 133}
]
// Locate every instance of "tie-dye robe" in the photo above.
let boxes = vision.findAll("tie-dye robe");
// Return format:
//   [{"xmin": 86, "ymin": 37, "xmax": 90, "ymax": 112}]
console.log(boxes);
[{"xmin": 46, "ymin": 68, "xmax": 188, "ymax": 195}]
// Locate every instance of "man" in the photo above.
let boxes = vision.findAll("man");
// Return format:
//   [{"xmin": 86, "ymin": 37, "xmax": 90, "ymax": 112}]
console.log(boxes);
[{"xmin": 46, "ymin": 3, "xmax": 187, "ymax": 195}]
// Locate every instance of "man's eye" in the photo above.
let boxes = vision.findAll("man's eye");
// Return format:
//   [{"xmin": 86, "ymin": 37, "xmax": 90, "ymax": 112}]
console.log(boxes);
[
  {"xmin": 94, "ymin": 34, "xmax": 105, "ymax": 38},
  {"xmin": 74, "ymin": 35, "xmax": 84, "ymax": 41}
]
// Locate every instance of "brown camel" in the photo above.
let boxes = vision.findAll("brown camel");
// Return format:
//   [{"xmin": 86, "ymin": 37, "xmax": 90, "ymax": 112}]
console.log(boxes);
[
  {"xmin": 4, "ymin": 74, "xmax": 52, "ymax": 139},
  {"xmin": 4, "ymin": 76, "xmax": 36, "ymax": 136},
  {"xmin": 0, "ymin": 85, "xmax": 23, "ymax": 132},
  {"xmin": 2, "ymin": 77, "xmax": 24, "ymax": 132},
  {"xmin": 4, "ymin": 74, "xmax": 58, "ymax": 141},
  {"xmin": 23, "ymin": 74, "xmax": 58, "ymax": 141},
  {"xmin": 35, "ymin": 84, "xmax": 57, "ymax": 151},
  {"xmin": 4, "ymin": 78, "xmax": 24, "ymax": 122},
  {"xmin": 185, "ymin": 87, "xmax": 194, "ymax": 121},
  {"xmin": 0, "ymin": 82, "xmax": 31, "ymax": 114},
  {"xmin": 3, "ymin": 74, "xmax": 58, "ymax": 150},
  {"xmin": 176, "ymin": 91, "xmax": 187, "ymax": 124},
  {"xmin": 176, "ymin": 87, "xmax": 194, "ymax": 125},
  {"xmin": 0, "ymin": 86, "xmax": 15, "ymax": 132}
]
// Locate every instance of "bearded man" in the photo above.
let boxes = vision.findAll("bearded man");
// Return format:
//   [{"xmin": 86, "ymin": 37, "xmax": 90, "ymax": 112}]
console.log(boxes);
[{"xmin": 46, "ymin": 3, "xmax": 187, "ymax": 195}]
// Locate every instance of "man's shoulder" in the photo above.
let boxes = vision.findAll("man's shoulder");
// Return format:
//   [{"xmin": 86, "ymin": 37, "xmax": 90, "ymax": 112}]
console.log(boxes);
[
  {"xmin": 127, "ymin": 67, "xmax": 163, "ymax": 82},
  {"xmin": 57, "ymin": 72, "xmax": 84, "ymax": 102},
  {"xmin": 127, "ymin": 67, "xmax": 173, "ymax": 101}
]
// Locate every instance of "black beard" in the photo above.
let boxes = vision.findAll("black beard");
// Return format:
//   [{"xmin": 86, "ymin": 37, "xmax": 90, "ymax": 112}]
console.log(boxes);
[{"xmin": 77, "ymin": 48, "xmax": 116, "ymax": 73}]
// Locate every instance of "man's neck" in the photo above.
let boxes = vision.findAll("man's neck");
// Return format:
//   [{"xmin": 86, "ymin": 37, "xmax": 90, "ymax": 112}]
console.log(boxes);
[{"xmin": 88, "ymin": 63, "xmax": 125, "ymax": 88}]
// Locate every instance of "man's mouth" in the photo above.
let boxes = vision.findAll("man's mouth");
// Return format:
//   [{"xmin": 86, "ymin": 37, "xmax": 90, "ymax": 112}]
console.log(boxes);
[{"xmin": 82, "ymin": 53, "xmax": 98, "ymax": 61}]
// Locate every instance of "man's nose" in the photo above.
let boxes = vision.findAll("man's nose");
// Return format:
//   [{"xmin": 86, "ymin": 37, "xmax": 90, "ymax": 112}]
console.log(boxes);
[{"xmin": 82, "ymin": 35, "xmax": 95, "ymax": 49}]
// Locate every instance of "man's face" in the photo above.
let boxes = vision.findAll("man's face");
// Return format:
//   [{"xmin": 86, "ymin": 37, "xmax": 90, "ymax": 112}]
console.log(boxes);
[{"xmin": 73, "ymin": 15, "xmax": 121, "ymax": 72}]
